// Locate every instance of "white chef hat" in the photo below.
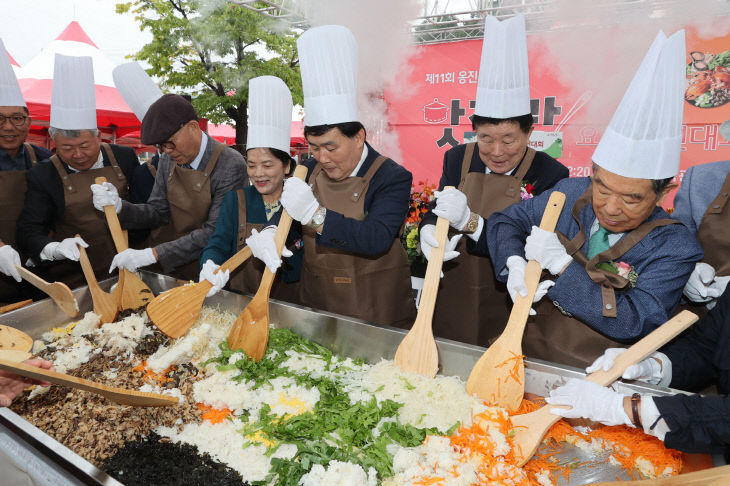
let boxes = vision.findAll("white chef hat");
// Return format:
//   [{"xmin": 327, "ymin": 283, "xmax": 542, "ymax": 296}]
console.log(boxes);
[
  {"xmin": 50, "ymin": 54, "xmax": 97, "ymax": 130},
  {"xmin": 0, "ymin": 38, "xmax": 26, "ymax": 107},
  {"xmin": 474, "ymin": 14, "xmax": 531, "ymax": 118},
  {"xmin": 592, "ymin": 30, "xmax": 686, "ymax": 180},
  {"xmin": 112, "ymin": 62, "xmax": 163, "ymax": 122},
  {"xmin": 297, "ymin": 25, "xmax": 359, "ymax": 127},
  {"xmin": 247, "ymin": 76, "xmax": 292, "ymax": 154}
]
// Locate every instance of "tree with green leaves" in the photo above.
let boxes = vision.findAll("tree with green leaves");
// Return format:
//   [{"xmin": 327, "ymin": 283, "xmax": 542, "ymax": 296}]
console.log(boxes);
[{"xmin": 116, "ymin": 0, "xmax": 302, "ymax": 148}]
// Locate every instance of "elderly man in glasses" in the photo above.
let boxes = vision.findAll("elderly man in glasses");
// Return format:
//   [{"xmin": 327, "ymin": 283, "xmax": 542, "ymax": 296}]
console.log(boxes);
[{"xmin": 90, "ymin": 94, "xmax": 245, "ymax": 280}]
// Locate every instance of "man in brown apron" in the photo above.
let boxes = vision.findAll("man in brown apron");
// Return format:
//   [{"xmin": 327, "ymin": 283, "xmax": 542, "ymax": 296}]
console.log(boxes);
[
  {"xmin": 486, "ymin": 30, "xmax": 704, "ymax": 368},
  {"xmin": 16, "ymin": 54, "xmax": 142, "ymax": 291},
  {"xmin": 672, "ymin": 160, "xmax": 730, "ymax": 309},
  {"xmin": 91, "ymin": 94, "xmax": 245, "ymax": 281},
  {"xmin": 279, "ymin": 25, "xmax": 416, "ymax": 328}
]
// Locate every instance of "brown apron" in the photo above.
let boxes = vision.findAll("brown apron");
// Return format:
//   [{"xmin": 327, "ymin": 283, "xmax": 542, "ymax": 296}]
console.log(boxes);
[
  {"xmin": 529, "ymin": 186, "xmax": 680, "ymax": 368},
  {"xmin": 0, "ymin": 144, "xmax": 39, "ymax": 302},
  {"xmin": 228, "ymin": 189, "xmax": 300, "ymax": 304},
  {"xmin": 43, "ymin": 144, "xmax": 128, "ymax": 289},
  {"xmin": 696, "ymin": 172, "xmax": 730, "ymax": 276},
  {"xmin": 149, "ymin": 145, "xmax": 224, "ymax": 281},
  {"xmin": 432, "ymin": 144, "xmax": 536, "ymax": 346},
  {"xmin": 300, "ymin": 156, "xmax": 416, "ymax": 328}
]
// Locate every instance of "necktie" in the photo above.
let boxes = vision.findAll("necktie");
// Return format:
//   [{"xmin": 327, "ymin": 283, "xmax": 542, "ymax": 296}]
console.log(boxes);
[
  {"xmin": 180, "ymin": 163, "xmax": 192, "ymax": 170},
  {"xmin": 587, "ymin": 225, "xmax": 611, "ymax": 259}
]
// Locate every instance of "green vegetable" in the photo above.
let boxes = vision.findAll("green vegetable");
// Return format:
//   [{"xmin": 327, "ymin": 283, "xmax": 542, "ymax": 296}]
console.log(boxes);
[{"xmin": 709, "ymin": 50, "xmax": 730, "ymax": 70}]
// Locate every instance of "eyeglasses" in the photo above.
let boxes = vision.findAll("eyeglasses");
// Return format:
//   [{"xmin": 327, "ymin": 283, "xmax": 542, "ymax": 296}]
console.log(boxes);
[
  {"xmin": 0, "ymin": 114, "xmax": 29, "ymax": 127},
  {"xmin": 155, "ymin": 124, "xmax": 187, "ymax": 151}
]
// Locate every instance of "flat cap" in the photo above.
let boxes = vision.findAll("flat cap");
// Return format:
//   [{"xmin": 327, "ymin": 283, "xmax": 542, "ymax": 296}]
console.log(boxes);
[{"xmin": 141, "ymin": 94, "xmax": 198, "ymax": 145}]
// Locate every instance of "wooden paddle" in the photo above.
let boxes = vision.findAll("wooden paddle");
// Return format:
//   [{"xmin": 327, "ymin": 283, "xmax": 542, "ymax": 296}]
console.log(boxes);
[
  {"xmin": 592, "ymin": 463, "xmax": 730, "ymax": 485},
  {"xmin": 14, "ymin": 265, "xmax": 78, "ymax": 317},
  {"xmin": 95, "ymin": 177, "xmax": 154, "ymax": 311},
  {"xmin": 227, "ymin": 165, "xmax": 307, "ymax": 361},
  {"xmin": 147, "ymin": 246, "xmax": 253, "ymax": 338},
  {"xmin": 510, "ymin": 310, "xmax": 699, "ymax": 467},
  {"xmin": 0, "ymin": 299, "xmax": 33, "ymax": 314},
  {"xmin": 466, "ymin": 191, "xmax": 566, "ymax": 411},
  {"xmin": 393, "ymin": 195, "xmax": 453, "ymax": 377},
  {"xmin": 76, "ymin": 234, "xmax": 118, "ymax": 325},
  {"xmin": 0, "ymin": 358, "xmax": 178, "ymax": 407},
  {"xmin": 0, "ymin": 350, "xmax": 32, "ymax": 362},
  {"xmin": 0, "ymin": 324, "xmax": 32, "ymax": 352}
]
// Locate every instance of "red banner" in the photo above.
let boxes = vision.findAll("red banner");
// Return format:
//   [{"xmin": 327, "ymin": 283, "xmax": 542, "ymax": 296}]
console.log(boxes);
[{"xmin": 385, "ymin": 26, "xmax": 730, "ymax": 206}]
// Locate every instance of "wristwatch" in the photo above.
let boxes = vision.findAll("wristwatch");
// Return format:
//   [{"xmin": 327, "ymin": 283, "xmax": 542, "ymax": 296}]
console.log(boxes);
[
  {"xmin": 309, "ymin": 206, "xmax": 326, "ymax": 230},
  {"xmin": 464, "ymin": 212, "xmax": 480, "ymax": 233}
]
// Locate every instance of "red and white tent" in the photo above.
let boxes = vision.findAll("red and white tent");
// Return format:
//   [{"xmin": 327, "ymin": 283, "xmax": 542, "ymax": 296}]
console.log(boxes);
[{"xmin": 16, "ymin": 21, "xmax": 140, "ymax": 136}]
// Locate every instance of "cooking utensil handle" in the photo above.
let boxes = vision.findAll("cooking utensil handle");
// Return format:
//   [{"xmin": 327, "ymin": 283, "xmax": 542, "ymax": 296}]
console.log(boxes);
[
  {"xmin": 14, "ymin": 264, "xmax": 49, "ymax": 291},
  {"xmin": 75, "ymin": 234, "xmax": 98, "ymax": 288},
  {"xmin": 94, "ymin": 176, "xmax": 128, "ymax": 252},
  {"xmin": 218, "ymin": 246, "xmax": 253, "ymax": 274}
]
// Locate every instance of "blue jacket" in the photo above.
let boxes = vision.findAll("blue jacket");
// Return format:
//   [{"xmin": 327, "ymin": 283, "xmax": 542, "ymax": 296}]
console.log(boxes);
[
  {"xmin": 302, "ymin": 142, "xmax": 412, "ymax": 256},
  {"xmin": 653, "ymin": 287, "xmax": 730, "ymax": 455},
  {"xmin": 200, "ymin": 186, "xmax": 302, "ymax": 283},
  {"xmin": 486, "ymin": 177, "xmax": 703, "ymax": 340},
  {"xmin": 672, "ymin": 160, "xmax": 730, "ymax": 235}
]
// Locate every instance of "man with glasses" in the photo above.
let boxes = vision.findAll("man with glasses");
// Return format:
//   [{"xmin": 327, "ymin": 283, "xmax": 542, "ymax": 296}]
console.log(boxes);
[
  {"xmin": 0, "ymin": 39, "xmax": 52, "ymax": 303},
  {"xmin": 91, "ymin": 94, "xmax": 245, "ymax": 280},
  {"xmin": 16, "ymin": 54, "xmax": 142, "ymax": 289}
]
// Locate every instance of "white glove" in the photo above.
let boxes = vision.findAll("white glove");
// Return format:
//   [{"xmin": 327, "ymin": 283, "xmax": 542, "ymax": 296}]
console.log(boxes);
[
  {"xmin": 109, "ymin": 248, "xmax": 156, "ymax": 273},
  {"xmin": 0, "ymin": 245, "xmax": 21, "ymax": 282},
  {"xmin": 418, "ymin": 224, "xmax": 461, "ymax": 263},
  {"xmin": 524, "ymin": 225, "xmax": 573, "ymax": 275},
  {"xmin": 432, "ymin": 188, "xmax": 471, "ymax": 231},
  {"xmin": 545, "ymin": 378, "xmax": 633, "ymax": 427},
  {"xmin": 586, "ymin": 348, "xmax": 671, "ymax": 386},
  {"xmin": 683, "ymin": 262, "xmax": 717, "ymax": 303},
  {"xmin": 280, "ymin": 178, "xmax": 320, "ymax": 224},
  {"xmin": 198, "ymin": 259, "xmax": 230, "ymax": 297},
  {"xmin": 42, "ymin": 237, "xmax": 89, "ymax": 262},
  {"xmin": 505, "ymin": 255, "xmax": 554, "ymax": 316},
  {"xmin": 90, "ymin": 182, "xmax": 122, "ymax": 214},
  {"xmin": 246, "ymin": 227, "xmax": 293, "ymax": 273}
]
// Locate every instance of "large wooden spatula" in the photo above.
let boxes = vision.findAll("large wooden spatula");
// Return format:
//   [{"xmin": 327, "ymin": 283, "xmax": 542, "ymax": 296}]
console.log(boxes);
[
  {"xmin": 466, "ymin": 191, "xmax": 566, "ymax": 411},
  {"xmin": 14, "ymin": 265, "xmax": 78, "ymax": 317},
  {"xmin": 227, "ymin": 165, "xmax": 307, "ymax": 361},
  {"xmin": 76, "ymin": 235, "xmax": 118, "ymax": 324},
  {"xmin": 592, "ymin": 463, "xmax": 730, "ymax": 485},
  {"xmin": 147, "ymin": 246, "xmax": 253, "ymax": 338},
  {"xmin": 0, "ymin": 324, "xmax": 32, "ymax": 352},
  {"xmin": 393, "ymin": 193, "xmax": 453, "ymax": 377},
  {"xmin": 510, "ymin": 310, "xmax": 699, "ymax": 467},
  {"xmin": 95, "ymin": 177, "xmax": 153, "ymax": 310},
  {"xmin": 0, "ymin": 358, "xmax": 178, "ymax": 407}
]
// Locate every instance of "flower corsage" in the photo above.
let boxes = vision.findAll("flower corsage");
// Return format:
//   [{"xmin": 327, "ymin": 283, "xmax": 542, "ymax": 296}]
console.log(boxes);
[
  {"xmin": 597, "ymin": 260, "xmax": 638, "ymax": 287},
  {"xmin": 520, "ymin": 180, "xmax": 535, "ymax": 200}
]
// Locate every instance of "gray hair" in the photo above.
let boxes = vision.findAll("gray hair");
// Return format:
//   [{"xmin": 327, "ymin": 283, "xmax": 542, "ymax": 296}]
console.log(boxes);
[
  {"xmin": 48, "ymin": 127, "xmax": 99, "ymax": 140},
  {"xmin": 591, "ymin": 163, "xmax": 674, "ymax": 196}
]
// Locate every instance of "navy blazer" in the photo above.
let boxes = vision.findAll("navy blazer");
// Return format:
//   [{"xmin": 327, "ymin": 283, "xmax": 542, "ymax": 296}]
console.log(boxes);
[
  {"xmin": 486, "ymin": 177, "xmax": 703, "ymax": 340},
  {"xmin": 302, "ymin": 142, "xmax": 412, "ymax": 257},
  {"xmin": 652, "ymin": 287, "xmax": 730, "ymax": 454},
  {"xmin": 672, "ymin": 160, "xmax": 730, "ymax": 235}
]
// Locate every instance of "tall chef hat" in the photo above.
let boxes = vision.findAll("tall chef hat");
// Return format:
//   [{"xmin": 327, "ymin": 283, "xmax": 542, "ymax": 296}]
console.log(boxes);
[
  {"xmin": 592, "ymin": 30, "xmax": 686, "ymax": 180},
  {"xmin": 297, "ymin": 25, "xmax": 359, "ymax": 127},
  {"xmin": 113, "ymin": 62, "xmax": 163, "ymax": 122},
  {"xmin": 247, "ymin": 76, "xmax": 292, "ymax": 154},
  {"xmin": 0, "ymin": 38, "xmax": 26, "ymax": 107},
  {"xmin": 474, "ymin": 14, "xmax": 531, "ymax": 118},
  {"xmin": 50, "ymin": 54, "xmax": 97, "ymax": 130}
]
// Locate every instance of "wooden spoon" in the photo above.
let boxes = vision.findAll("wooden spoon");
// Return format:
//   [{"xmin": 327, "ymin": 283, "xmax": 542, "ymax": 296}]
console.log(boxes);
[
  {"xmin": 76, "ymin": 234, "xmax": 118, "ymax": 324},
  {"xmin": 466, "ymin": 191, "xmax": 566, "ymax": 411},
  {"xmin": 147, "ymin": 246, "xmax": 253, "ymax": 338},
  {"xmin": 0, "ymin": 350, "xmax": 32, "ymax": 362},
  {"xmin": 227, "ymin": 164, "xmax": 307, "ymax": 361},
  {"xmin": 14, "ymin": 265, "xmax": 79, "ymax": 317},
  {"xmin": 0, "ymin": 299, "xmax": 33, "ymax": 314},
  {"xmin": 510, "ymin": 310, "xmax": 699, "ymax": 467},
  {"xmin": 0, "ymin": 358, "xmax": 178, "ymax": 407},
  {"xmin": 95, "ymin": 177, "xmax": 154, "ymax": 311},
  {"xmin": 393, "ymin": 195, "xmax": 453, "ymax": 377},
  {"xmin": 0, "ymin": 324, "xmax": 32, "ymax": 352},
  {"xmin": 591, "ymin": 463, "xmax": 730, "ymax": 485}
]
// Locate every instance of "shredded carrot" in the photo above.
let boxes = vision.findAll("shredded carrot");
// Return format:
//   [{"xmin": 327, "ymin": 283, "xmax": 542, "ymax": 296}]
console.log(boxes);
[
  {"xmin": 495, "ymin": 351, "xmax": 526, "ymax": 385},
  {"xmin": 413, "ymin": 476, "xmax": 446, "ymax": 485},
  {"xmin": 132, "ymin": 360, "xmax": 175, "ymax": 386},
  {"xmin": 196, "ymin": 403, "xmax": 232, "ymax": 424}
]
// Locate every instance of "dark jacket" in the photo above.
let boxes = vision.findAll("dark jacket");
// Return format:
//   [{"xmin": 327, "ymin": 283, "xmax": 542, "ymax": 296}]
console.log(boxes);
[
  {"xmin": 16, "ymin": 144, "xmax": 140, "ymax": 261},
  {"xmin": 653, "ymin": 288, "xmax": 730, "ymax": 455},
  {"xmin": 421, "ymin": 144, "xmax": 569, "ymax": 253},
  {"xmin": 302, "ymin": 142, "xmax": 412, "ymax": 257},
  {"xmin": 0, "ymin": 143, "xmax": 53, "ymax": 171}
]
